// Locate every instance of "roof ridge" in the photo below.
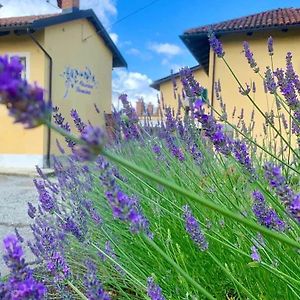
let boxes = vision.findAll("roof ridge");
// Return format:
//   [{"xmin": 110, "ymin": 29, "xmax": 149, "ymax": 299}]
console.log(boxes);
[{"xmin": 184, "ymin": 7, "xmax": 300, "ymax": 34}]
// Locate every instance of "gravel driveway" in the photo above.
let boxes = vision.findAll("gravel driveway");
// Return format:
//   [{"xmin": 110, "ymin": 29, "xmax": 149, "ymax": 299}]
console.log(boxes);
[{"xmin": 0, "ymin": 175, "xmax": 38, "ymax": 276}]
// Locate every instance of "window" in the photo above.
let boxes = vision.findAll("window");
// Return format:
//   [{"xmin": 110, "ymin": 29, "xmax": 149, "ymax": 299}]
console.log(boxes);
[{"xmin": 8, "ymin": 53, "xmax": 30, "ymax": 80}]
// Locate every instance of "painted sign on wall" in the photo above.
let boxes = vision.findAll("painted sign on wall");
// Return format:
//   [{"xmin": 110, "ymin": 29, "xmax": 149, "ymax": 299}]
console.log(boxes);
[{"xmin": 61, "ymin": 66, "xmax": 98, "ymax": 98}]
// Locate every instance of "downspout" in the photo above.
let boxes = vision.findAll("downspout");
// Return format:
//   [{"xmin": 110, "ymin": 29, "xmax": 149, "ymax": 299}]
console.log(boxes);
[
  {"xmin": 27, "ymin": 29, "xmax": 52, "ymax": 168},
  {"xmin": 210, "ymin": 51, "xmax": 216, "ymax": 116}
]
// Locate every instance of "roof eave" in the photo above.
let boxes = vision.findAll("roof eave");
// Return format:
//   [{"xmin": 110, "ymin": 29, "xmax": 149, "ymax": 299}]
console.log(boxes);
[
  {"xmin": 14, "ymin": 9, "xmax": 127, "ymax": 68},
  {"xmin": 150, "ymin": 64, "xmax": 203, "ymax": 91}
]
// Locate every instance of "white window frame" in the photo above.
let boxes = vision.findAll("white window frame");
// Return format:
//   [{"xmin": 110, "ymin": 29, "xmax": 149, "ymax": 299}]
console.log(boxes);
[{"xmin": 7, "ymin": 52, "xmax": 30, "ymax": 81}]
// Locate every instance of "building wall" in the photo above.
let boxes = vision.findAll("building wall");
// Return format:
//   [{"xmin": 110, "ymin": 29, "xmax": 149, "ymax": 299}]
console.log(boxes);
[
  {"xmin": 209, "ymin": 28, "xmax": 300, "ymax": 146},
  {"xmin": 0, "ymin": 32, "xmax": 46, "ymax": 168},
  {"xmin": 42, "ymin": 18, "xmax": 113, "ymax": 155},
  {"xmin": 159, "ymin": 67, "xmax": 209, "ymax": 111}
]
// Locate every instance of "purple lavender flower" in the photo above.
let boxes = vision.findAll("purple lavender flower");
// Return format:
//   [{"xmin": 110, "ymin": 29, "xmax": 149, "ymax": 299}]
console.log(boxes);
[
  {"xmin": 147, "ymin": 277, "xmax": 165, "ymax": 300},
  {"xmin": 183, "ymin": 205, "xmax": 208, "ymax": 251},
  {"xmin": 164, "ymin": 133, "xmax": 185, "ymax": 162},
  {"xmin": 0, "ymin": 56, "xmax": 50, "ymax": 128},
  {"xmin": 1, "ymin": 235, "xmax": 46, "ymax": 299},
  {"xmin": 119, "ymin": 94, "xmax": 140, "ymax": 140},
  {"xmin": 27, "ymin": 202, "xmax": 37, "ymax": 219},
  {"xmin": 199, "ymin": 114, "xmax": 232, "ymax": 155},
  {"xmin": 264, "ymin": 163, "xmax": 300, "ymax": 223},
  {"xmin": 243, "ymin": 41, "xmax": 259, "ymax": 73},
  {"xmin": 250, "ymin": 246, "xmax": 261, "ymax": 262},
  {"xmin": 267, "ymin": 36, "xmax": 274, "ymax": 56},
  {"xmin": 46, "ymin": 251, "xmax": 71, "ymax": 281},
  {"xmin": 152, "ymin": 144, "xmax": 162, "ymax": 157},
  {"xmin": 98, "ymin": 156, "xmax": 152, "ymax": 236},
  {"xmin": 106, "ymin": 190, "xmax": 151, "ymax": 235},
  {"xmin": 165, "ymin": 107, "xmax": 177, "ymax": 133},
  {"xmin": 264, "ymin": 67, "xmax": 277, "ymax": 94},
  {"xmin": 238, "ymin": 83, "xmax": 251, "ymax": 96},
  {"xmin": 71, "ymin": 109, "xmax": 86, "ymax": 133},
  {"xmin": 53, "ymin": 107, "xmax": 76, "ymax": 149},
  {"xmin": 34, "ymin": 179, "xmax": 56, "ymax": 213},
  {"xmin": 252, "ymin": 190, "xmax": 286, "ymax": 231},
  {"xmin": 73, "ymin": 125, "xmax": 106, "ymax": 161},
  {"xmin": 63, "ymin": 217, "xmax": 84, "ymax": 242},
  {"xmin": 179, "ymin": 67, "xmax": 205, "ymax": 98},
  {"xmin": 14, "ymin": 228, "xmax": 24, "ymax": 244},
  {"xmin": 84, "ymin": 260, "xmax": 110, "ymax": 300},
  {"xmin": 208, "ymin": 33, "xmax": 225, "ymax": 58},
  {"xmin": 232, "ymin": 140, "xmax": 255, "ymax": 175},
  {"xmin": 291, "ymin": 194, "xmax": 300, "ymax": 222}
]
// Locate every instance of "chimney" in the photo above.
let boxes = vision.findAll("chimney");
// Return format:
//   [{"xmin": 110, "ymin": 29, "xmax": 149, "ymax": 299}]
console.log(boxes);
[{"xmin": 57, "ymin": 0, "xmax": 80, "ymax": 13}]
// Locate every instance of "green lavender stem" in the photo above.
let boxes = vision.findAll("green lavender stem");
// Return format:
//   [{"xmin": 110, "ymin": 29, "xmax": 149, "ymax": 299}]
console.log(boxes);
[
  {"xmin": 67, "ymin": 281, "xmax": 88, "ymax": 300},
  {"xmin": 102, "ymin": 149, "xmax": 300, "ymax": 249},
  {"xmin": 144, "ymin": 236, "xmax": 216, "ymax": 300}
]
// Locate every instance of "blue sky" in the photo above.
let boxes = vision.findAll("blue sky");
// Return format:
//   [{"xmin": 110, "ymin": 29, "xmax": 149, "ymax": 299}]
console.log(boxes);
[
  {"xmin": 1, "ymin": 0, "xmax": 300, "ymax": 104},
  {"xmin": 114, "ymin": 0, "xmax": 300, "ymax": 79}
]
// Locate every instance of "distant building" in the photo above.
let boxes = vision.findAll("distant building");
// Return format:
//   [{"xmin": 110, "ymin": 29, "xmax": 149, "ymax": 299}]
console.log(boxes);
[
  {"xmin": 151, "ymin": 65, "xmax": 208, "ymax": 113},
  {"xmin": 135, "ymin": 98, "xmax": 159, "ymax": 123},
  {"xmin": 0, "ymin": 0, "xmax": 126, "ymax": 168}
]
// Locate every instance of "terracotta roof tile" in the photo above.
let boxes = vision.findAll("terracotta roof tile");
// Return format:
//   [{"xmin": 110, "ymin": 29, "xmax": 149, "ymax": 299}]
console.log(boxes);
[
  {"xmin": 0, "ymin": 13, "xmax": 60, "ymax": 28},
  {"xmin": 184, "ymin": 8, "xmax": 300, "ymax": 34}
]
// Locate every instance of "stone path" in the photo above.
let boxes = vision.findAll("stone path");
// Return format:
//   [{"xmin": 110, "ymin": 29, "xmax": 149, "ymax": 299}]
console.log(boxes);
[{"xmin": 0, "ymin": 175, "xmax": 37, "ymax": 275}]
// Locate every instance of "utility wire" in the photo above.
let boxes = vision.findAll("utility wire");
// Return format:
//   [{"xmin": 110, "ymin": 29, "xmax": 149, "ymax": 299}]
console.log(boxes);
[
  {"xmin": 112, "ymin": 0, "xmax": 161, "ymax": 26},
  {"xmin": 46, "ymin": 0, "xmax": 161, "ymax": 27},
  {"xmin": 45, "ymin": 0, "xmax": 60, "ymax": 9}
]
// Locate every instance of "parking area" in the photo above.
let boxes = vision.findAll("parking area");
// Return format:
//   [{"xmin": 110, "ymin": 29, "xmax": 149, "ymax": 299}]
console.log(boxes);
[{"xmin": 0, "ymin": 175, "xmax": 37, "ymax": 275}]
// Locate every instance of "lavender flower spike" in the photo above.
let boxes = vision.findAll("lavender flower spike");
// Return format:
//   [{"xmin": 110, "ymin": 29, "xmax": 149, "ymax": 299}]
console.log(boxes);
[
  {"xmin": 252, "ymin": 190, "xmax": 286, "ymax": 231},
  {"xmin": 73, "ymin": 125, "xmax": 106, "ymax": 161},
  {"xmin": 264, "ymin": 67, "xmax": 277, "ymax": 94},
  {"xmin": 264, "ymin": 162, "xmax": 300, "ymax": 223},
  {"xmin": 147, "ymin": 277, "xmax": 166, "ymax": 300},
  {"xmin": 183, "ymin": 205, "xmax": 208, "ymax": 251},
  {"xmin": 267, "ymin": 36, "xmax": 274, "ymax": 56},
  {"xmin": 1, "ymin": 234, "xmax": 46, "ymax": 299},
  {"xmin": 243, "ymin": 41, "xmax": 259, "ymax": 73},
  {"xmin": 208, "ymin": 32, "xmax": 225, "ymax": 58},
  {"xmin": 250, "ymin": 246, "xmax": 261, "ymax": 262},
  {"xmin": 84, "ymin": 260, "xmax": 111, "ymax": 300},
  {"xmin": 0, "ymin": 55, "xmax": 50, "ymax": 128}
]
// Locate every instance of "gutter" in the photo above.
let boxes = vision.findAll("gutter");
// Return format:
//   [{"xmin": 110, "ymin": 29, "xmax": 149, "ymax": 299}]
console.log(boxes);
[{"xmin": 27, "ymin": 29, "xmax": 52, "ymax": 168}]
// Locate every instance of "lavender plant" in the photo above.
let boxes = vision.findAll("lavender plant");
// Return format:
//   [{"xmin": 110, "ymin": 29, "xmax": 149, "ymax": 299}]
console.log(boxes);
[{"xmin": 0, "ymin": 38, "xmax": 300, "ymax": 300}]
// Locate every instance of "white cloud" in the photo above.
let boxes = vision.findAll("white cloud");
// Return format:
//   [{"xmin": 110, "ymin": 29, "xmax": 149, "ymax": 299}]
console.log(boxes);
[
  {"xmin": 126, "ymin": 48, "xmax": 141, "ymax": 56},
  {"xmin": 109, "ymin": 32, "xmax": 118, "ymax": 44},
  {"xmin": 0, "ymin": 0, "xmax": 60, "ymax": 17},
  {"xmin": 126, "ymin": 48, "xmax": 152, "ymax": 61},
  {"xmin": 149, "ymin": 42, "xmax": 182, "ymax": 56},
  {"xmin": 81, "ymin": 0, "xmax": 117, "ymax": 29},
  {"xmin": 112, "ymin": 69, "xmax": 158, "ymax": 109}
]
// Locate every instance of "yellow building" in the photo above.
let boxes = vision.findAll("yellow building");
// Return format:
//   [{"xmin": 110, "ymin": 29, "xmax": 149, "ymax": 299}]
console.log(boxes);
[
  {"xmin": 151, "ymin": 65, "xmax": 209, "ymax": 111},
  {"xmin": 152, "ymin": 8, "xmax": 300, "ymax": 142},
  {"xmin": 0, "ymin": 0, "xmax": 126, "ymax": 168}
]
